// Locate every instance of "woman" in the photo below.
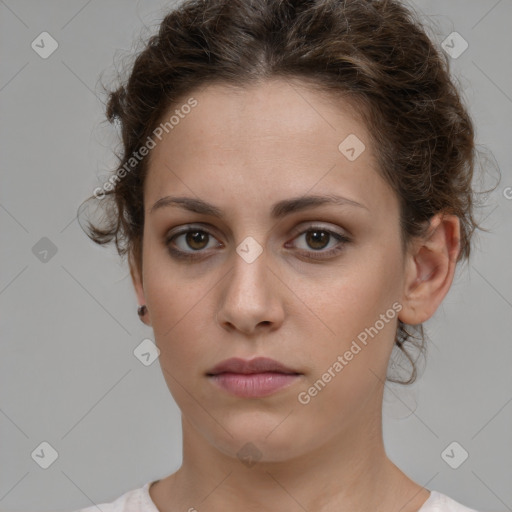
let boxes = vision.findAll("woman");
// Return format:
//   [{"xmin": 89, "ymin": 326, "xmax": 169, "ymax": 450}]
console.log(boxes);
[{"xmin": 76, "ymin": 0, "xmax": 488, "ymax": 510}]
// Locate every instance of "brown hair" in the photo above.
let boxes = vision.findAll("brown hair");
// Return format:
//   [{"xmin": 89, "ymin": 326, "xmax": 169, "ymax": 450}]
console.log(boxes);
[{"xmin": 79, "ymin": 0, "xmax": 495, "ymax": 385}]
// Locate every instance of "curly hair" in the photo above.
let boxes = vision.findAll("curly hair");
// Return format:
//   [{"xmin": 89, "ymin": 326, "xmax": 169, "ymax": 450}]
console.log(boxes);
[{"xmin": 79, "ymin": 0, "xmax": 493, "ymax": 385}]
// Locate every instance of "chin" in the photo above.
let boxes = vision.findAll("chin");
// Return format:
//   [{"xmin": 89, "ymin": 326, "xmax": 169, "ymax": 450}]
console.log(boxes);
[{"xmin": 210, "ymin": 418, "xmax": 310, "ymax": 464}]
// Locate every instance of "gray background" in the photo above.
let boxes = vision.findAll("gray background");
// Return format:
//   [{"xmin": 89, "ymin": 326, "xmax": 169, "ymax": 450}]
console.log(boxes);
[{"xmin": 1, "ymin": 0, "xmax": 511, "ymax": 511}]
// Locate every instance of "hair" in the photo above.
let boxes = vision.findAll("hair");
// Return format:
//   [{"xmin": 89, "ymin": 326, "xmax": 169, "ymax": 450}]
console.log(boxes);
[{"xmin": 79, "ymin": 0, "xmax": 496, "ymax": 385}]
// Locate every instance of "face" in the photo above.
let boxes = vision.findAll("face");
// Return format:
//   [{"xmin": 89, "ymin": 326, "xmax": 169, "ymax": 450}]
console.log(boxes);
[{"xmin": 134, "ymin": 78, "xmax": 412, "ymax": 463}]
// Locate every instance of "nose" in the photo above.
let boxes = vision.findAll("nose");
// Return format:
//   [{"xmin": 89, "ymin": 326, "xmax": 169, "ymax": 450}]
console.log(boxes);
[{"xmin": 215, "ymin": 246, "xmax": 285, "ymax": 336}]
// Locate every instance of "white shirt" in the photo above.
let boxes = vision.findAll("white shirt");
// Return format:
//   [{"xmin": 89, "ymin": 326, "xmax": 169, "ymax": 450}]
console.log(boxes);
[{"xmin": 73, "ymin": 481, "xmax": 482, "ymax": 512}]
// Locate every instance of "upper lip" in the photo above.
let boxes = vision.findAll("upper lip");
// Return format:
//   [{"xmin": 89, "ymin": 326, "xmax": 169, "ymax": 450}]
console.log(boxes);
[{"xmin": 206, "ymin": 357, "xmax": 301, "ymax": 375}]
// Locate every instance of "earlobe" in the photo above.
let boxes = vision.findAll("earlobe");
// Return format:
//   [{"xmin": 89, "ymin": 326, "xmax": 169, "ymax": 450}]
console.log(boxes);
[{"xmin": 399, "ymin": 213, "xmax": 461, "ymax": 326}]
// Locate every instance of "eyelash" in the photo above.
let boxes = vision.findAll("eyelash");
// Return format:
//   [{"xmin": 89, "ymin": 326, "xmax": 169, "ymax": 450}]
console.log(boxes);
[{"xmin": 165, "ymin": 224, "xmax": 351, "ymax": 262}]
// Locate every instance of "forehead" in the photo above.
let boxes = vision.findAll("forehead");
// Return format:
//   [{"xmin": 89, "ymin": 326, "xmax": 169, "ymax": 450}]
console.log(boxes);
[
  {"xmin": 151, "ymin": 79, "xmax": 367, "ymax": 155},
  {"xmin": 143, "ymin": 79, "xmax": 395, "ymax": 217}
]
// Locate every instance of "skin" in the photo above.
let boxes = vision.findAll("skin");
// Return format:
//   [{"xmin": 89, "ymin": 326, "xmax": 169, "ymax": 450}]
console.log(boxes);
[{"xmin": 130, "ymin": 78, "xmax": 461, "ymax": 512}]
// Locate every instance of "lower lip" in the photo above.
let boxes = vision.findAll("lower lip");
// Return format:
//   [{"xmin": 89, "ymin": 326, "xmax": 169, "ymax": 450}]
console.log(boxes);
[{"xmin": 208, "ymin": 372, "xmax": 301, "ymax": 398}]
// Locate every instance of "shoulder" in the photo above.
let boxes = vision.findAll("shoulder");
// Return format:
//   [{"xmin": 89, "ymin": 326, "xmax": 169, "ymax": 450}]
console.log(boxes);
[
  {"xmin": 422, "ymin": 490, "xmax": 483, "ymax": 512},
  {"xmin": 71, "ymin": 481, "xmax": 158, "ymax": 512}
]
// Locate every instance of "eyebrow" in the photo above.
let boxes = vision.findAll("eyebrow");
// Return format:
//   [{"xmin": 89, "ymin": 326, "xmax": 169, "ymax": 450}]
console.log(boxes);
[{"xmin": 149, "ymin": 194, "xmax": 369, "ymax": 219}]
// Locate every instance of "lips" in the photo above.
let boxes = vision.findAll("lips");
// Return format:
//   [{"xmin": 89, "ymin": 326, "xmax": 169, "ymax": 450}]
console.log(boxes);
[
  {"xmin": 206, "ymin": 357, "xmax": 302, "ymax": 398},
  {"xmin": 206, "ymin": 357, "xmax": 300, "ymax": 376}
]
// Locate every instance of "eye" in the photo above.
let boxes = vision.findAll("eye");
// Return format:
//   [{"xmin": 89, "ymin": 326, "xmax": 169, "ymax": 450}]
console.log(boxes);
[
  {"xmin": 165, "ymin": 226, "xmax": 222, "ymax": 260},
  {"xmin": 165, "ymin": 224, "xmax": 351, "ymax": 262},
  {"xmin": 286, "ymin": 225, "xmax": 351, "ymax": 260}
]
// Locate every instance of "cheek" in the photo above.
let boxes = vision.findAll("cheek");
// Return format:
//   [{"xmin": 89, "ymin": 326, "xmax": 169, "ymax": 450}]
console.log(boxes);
[
  {"xmin": 144, "ymin": 271, "xmax": 212, "ymax": 406},
  {"xmin": 302, "ymin": 253, "xmax": 400, "ymax": 336},
  {"xmin": 146, "ymin": 277, "xmax": 213, "ymax": 364},
  {"xmin": 293, "ymin": 247, "xmax": 402, "ymax": 379},
  {"xmin": 142, "ymin": 251, "xmax": 221, "ymax": 375},
  {"xmin": 142, "ymin": 235, "xmax": 213, "ymax": 335}
]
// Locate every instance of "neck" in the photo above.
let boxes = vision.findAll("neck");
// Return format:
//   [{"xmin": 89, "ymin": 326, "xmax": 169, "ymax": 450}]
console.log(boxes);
[{"xmin": 151, "ymin": 401, "xmax": 429, "ymax": 512}]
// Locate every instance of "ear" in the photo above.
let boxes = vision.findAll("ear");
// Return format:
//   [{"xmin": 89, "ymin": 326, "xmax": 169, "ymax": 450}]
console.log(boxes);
[
  {"xmin": 399, "ymin": 213, "xmax": 461, "ymax": 325},
  {"xmin": 129, "ymin": 253, "xmax": 152, "ymax": 326}
]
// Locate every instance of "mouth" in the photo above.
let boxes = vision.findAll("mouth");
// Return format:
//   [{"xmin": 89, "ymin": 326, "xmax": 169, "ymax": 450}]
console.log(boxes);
[{"xmin": 206, "ymin": 357, "xmax": 302, "ymax": 398}]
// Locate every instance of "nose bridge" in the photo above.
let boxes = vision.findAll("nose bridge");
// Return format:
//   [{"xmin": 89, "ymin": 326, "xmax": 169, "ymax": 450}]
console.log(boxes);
[
  {"xmin": 230, "ymin": 210, "xmax": 271, "ymax": 279},
  {"xmin": 230, "ymin": 234, "xmax": 270, "ymax": 299}
]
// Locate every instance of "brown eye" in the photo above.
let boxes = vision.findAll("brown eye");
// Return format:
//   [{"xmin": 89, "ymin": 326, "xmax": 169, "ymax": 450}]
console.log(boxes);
[
  {"xmin": 165, "ymin": 224, "xmax": 350, "ymax": 263},
  {"xmin": 288, "ymin": 225, "xmax": 351, "ymax": 260},
  {"xmin": 184, "ymin": 230, "xmax": 209, "ymax": 250},
  {"xmin": 165, "ymin": 226, "xmax": 222, "ymax": 260},
  {"xmin": 304, "ymin": 229, "xmax": 330, "ymax": 250}
]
